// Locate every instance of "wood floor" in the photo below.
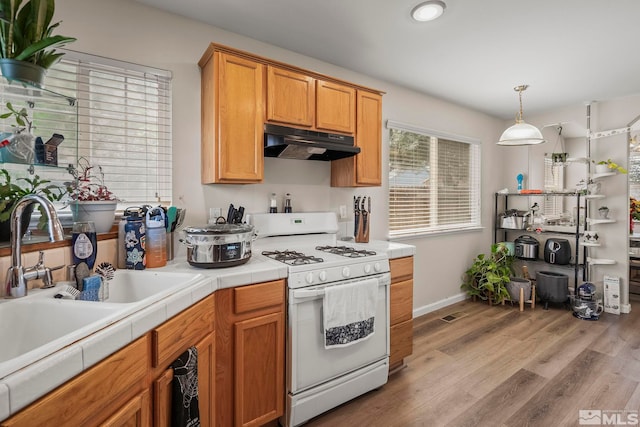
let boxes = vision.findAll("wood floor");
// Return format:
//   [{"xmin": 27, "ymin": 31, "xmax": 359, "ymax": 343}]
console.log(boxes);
[{"xmin": 305, "ymin": 295, "xmax": 640, "ymax": 427}]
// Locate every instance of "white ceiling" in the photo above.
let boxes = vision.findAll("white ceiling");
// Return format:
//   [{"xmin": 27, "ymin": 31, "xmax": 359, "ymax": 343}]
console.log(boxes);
[{"xmin": 136, "ymin": 0, "xmax": 640, "ymax": 120}]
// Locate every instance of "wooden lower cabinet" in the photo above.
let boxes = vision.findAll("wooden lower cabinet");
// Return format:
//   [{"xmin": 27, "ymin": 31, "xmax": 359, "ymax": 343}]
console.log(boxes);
[
  {"xmin": 154, "ymin": 332, "xmax": 215, "ymax": 427},
  {"xmin": 0, "ymin": 336, "xmax": 150, "ymax": 427},
  {"xmin": 389, "ymin": 256, "xmax": 414, "ymax": 372},
  {"xmin": 1, "ymin": 295, "xmax": 216, "ymax": 427},
  {"xmin": 215, "ymin": 279, "xmax": 285, "ymax": 427},
  {"xmin": 101, "ymin": 389, "xmax": 151, "ymax": 427}
]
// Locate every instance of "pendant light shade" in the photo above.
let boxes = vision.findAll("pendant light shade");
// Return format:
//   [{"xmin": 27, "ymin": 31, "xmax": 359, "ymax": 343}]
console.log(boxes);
[{"xmin": 497, "ymin": 85, "xmax": 546, "ymax": 146}]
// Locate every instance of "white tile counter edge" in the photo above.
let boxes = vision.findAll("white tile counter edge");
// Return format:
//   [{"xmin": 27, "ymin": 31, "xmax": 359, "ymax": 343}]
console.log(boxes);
[{"xmin": 0, "ymin": 242, "xmax": 413, "ymax": 420}]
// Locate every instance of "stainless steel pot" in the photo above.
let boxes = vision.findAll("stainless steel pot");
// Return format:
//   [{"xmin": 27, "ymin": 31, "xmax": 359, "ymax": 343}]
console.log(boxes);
[
  {"xmin": 514, "ymin": 235, "xmax": 539, "ymax": 260},
  {"xmin": 181, "ymin": 223, "xmax": 254, "ymax": 268},
  {"xmin": 498, "ymin": 210, "xmax": 529, "ymax": 230}
]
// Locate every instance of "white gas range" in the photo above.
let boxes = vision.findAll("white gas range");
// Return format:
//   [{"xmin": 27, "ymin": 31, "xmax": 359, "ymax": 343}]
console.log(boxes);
[{"xmin": 248, "ymin": 212, "xmax": 390, "ymax": 427}]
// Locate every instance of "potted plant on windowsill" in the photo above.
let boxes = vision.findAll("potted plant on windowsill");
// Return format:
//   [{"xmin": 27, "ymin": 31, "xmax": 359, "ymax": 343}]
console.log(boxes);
[
  {"xmin": 0, "ymin": 168, "xmax": 65, "ymax": 241},
  {"xmin": 65, "ymin": 157, "xmax": 117, "ymax": 233},
  {"xmin": 0, "ymin": 0, "xmax": 76, "ymax": 87}
]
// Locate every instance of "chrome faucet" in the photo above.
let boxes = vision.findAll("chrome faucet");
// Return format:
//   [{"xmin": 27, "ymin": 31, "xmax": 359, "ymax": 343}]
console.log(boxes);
[{"xmin": 5, "ymin": 194, "xmax": 65, "ymax": 298}]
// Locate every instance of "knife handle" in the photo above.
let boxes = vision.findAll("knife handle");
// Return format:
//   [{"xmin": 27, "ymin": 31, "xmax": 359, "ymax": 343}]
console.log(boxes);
[{"xmin": 361, "ymin": 211, "xmax": 370, "ymax": 243}]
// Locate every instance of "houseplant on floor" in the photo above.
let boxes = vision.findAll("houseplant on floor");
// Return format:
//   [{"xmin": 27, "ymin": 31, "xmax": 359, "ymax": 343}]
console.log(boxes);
[
  {"xmin": 0, "ymin": 167, "xmax": 65, "ymax": 240},
  {"xmin": 0, "ymin": 0, "xmax": 76, "ymax": 86},
  {"xmin": 461, "ymin": 242, "xmax": 514, "ymax": 305},
  {"xmin": 65, "ymin": 157, "xmax": 117, "ymax": 233}
]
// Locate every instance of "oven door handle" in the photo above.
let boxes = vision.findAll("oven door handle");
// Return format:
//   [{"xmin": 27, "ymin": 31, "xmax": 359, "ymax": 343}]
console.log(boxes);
[{"xmin": 292, "ymin": 288, "xmax": 325, "ymax": 298}]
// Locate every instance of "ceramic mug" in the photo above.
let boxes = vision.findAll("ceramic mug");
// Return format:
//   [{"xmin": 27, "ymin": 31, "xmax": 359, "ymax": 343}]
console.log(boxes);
[{"xmin": 583, "ymin": 230, "xmax": 600, "ymax": 243}]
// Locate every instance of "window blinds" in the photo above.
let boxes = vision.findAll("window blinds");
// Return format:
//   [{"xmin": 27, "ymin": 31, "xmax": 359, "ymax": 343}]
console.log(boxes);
[
  {"xmin": 46, "ymin": 52, "xmax": 173, "ymax": 206},
  {"xmin": 388, "ymin": 121, "xmax": 481, "ymax": 237}
]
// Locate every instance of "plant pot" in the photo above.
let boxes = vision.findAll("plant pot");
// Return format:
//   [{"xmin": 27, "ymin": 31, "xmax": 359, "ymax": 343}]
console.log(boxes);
[
  {"xmin": 71, "ymin": 200, "xmax": 117, "ymax": 234},
  {"xmin": 0, "ymin": 59, "xmax": 46, "ymax": 87},
  {"xmin": 598, "ymin": 209, "xmax": 609, "ymax": 219},
  {"xmin": 506, "ymin": 277, "xmax": 531, "ymax": 302},
  {"xmin": 595, "ymin": 164, "xmax": 610, "ymax": 174},
  {"xmin": 0, "ymin": 204, "xmax": 35, "ymax": 242}
]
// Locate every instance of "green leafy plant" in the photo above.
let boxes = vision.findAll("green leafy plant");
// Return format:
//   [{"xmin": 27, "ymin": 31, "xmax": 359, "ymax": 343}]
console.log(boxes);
[
  {"xmin": 461, "ymin": 243, "xmax": 514, "ymax": 305},
  {"xmin": 0, "ymin": 168, "xmax": 65, "ymax": 226},
  {"xmin": 0, "ymin": 0, "xmax": 76, "ymax": 68},
  {"xmin": 65, "ymin": 157, "xmax": 116, "ymax": 201},
  {"xmin": 0, "ymin": 101, "xmax": 32, "ymax": 132},
  {"xmin": 593, "ymin": 158, "xmax": 627, "ymax": 174}
]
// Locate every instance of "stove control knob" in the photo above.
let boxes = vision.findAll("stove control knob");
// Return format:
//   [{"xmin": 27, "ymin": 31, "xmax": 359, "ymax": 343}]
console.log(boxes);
[
  {"xmin": 364, "ymin": 264, "xmax": 372, "ymax": 274},
  {"xmin": 374, "ymin": 262, "xmax": 382, "ymax": 272},
  {"xmin": 306, "ymin": 272, "xmax": 314, "ymax": 284},
  {"xmin": 319, "ymin": 271, "xmax": 327, "ymax": 282},
  {"xmin": 342, "ymin": 267, "xmax": 351, "ymax": 278}
]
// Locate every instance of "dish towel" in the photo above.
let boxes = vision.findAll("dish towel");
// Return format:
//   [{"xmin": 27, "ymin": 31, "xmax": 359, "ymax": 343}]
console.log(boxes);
[
  {"xmin": 171, "ymin": 347, "xmax": 201, "ymax": 427},
  {"xmin": 323, "ymin": 278, "xmax": 378, "ymax": 349}
]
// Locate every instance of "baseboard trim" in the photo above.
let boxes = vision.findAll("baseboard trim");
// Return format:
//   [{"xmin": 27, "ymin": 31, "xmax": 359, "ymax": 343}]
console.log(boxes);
[{"xmin": 413, "ymin": 292, "xmax": 468, "ymax": 318}]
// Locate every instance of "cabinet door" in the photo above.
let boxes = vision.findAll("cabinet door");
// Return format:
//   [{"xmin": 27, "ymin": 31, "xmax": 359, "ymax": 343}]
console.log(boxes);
[
  {"xmin": 1, "ymin": 336, "xmax": 149, "ymax": 427},
  {"xmin": 331, "ymin": 90, "xmax": 382, "ymax": 187},
  {"xmin": 201, "ymin": 51, "xmax": 264, "ymax": 183},
  {"xmin": 316, "ymin": 80, "xmax": 355, "ymax": 134},
  {"xmin": 215, "ymin": 280, "xmax": 285, "ymax": 427},
  {"xmin": 234, "ymin": 312, "xmax": 284, "ymax": 427},
  {"xmin": 267, "ymin": 66, "xmax": 314, "ymax": 127},
  {"xmin": 153, "ymin": 332, "xmax": 215, "ymax": 427},
  {"xmin": 390, "ymin": 279, "xmax": 413, "ymax": 325},
  {"xmin": 100, "ymin": 389, "xmax": 151, "ymax": 427}
]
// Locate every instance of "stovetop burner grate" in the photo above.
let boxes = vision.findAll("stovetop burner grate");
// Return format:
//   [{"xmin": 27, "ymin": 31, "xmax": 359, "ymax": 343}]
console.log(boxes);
[
  {"xmin": 262, "ymin": 250, "xmax": 324, "ymax": 265},
  {"xmin": 315, "ymin": 245, "xmax": 377, "ymax": 258}
]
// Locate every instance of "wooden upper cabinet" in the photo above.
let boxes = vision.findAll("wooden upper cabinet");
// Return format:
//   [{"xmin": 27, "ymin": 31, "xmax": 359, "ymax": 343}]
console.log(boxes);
[
  {"xmin": 267, "ymin": 66, "xmax": 315, "ymax": 127},
  {"xmin": 200, "ymin": 51, "xmax": 264, "ymax": 184},
  {"xmin": 315, "ymin": 80, "xmax": 356, "ymax": 134},
  {"xmin": 331, "ymin": 90, "xmax": 383, "ymax": 187}
]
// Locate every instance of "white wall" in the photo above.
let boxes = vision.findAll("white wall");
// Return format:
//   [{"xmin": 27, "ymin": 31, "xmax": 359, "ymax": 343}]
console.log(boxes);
[{"xmin": 56, "ymin": 0, "xmax": 511, "ymax": 314}]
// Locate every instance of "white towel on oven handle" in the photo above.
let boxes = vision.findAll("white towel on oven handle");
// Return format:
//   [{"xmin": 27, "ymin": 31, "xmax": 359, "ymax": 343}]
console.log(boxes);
[{"xmin": 323, "ymin": 278, "xmax": 378, "ymax": 349}]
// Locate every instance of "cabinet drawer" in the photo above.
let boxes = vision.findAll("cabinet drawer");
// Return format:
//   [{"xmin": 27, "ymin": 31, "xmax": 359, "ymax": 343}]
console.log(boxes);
[
  {"xmin": 390, "ymin": 279, "xmax": 413, "ymax": 325},
  {"xmin": 390, "ymin": 256, "xmax": 413, "ymax": 283},
  {"xmin": 2, "ymin": 336, "xmax": 149, "ymax": 427},
  {"xmin": 153, "ymin": 294, "xmax": 215, "ymax": 367},
  {"xmin": 234, "ymin": 280, "xmax": 285, "ymax": 314},
  {"xmin": 390, "ymin": 319, "xmax": 413, "ymax": 367}
]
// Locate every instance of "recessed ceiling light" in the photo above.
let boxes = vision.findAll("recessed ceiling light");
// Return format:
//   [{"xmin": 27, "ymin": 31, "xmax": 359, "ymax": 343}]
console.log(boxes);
[{"xmin": 411, "ymin": 1, "xmax": 446, "ymax": 22}]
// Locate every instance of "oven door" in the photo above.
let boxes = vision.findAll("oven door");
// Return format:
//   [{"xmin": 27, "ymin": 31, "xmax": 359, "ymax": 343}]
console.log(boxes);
[{"xmin": 287, "ymin": 273, "xmax": 390, "ymax": 394}]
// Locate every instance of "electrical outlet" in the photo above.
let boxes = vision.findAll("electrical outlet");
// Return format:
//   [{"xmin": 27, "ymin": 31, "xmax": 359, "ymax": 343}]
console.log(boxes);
[{"xmin": 339, "ymin": 205, "xmax": 347, "ymax": 219}]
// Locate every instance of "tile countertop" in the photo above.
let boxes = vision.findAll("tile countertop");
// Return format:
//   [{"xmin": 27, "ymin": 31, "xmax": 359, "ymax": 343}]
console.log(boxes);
[{"xmin": 0, "ymin": 240, "xmax": 414, "ymax": 421}]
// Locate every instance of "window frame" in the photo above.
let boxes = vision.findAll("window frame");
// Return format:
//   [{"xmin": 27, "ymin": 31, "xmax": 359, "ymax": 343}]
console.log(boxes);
[{"xmin": 387, "ymin": 120, "xmax": 482, "ymax": 239}]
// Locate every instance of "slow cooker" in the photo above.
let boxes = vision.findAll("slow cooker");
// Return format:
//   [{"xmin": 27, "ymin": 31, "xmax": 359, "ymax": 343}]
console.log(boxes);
[
  {"xmin": 181, "ymin": 223, "xmax": 254, "ymax": 268},
  {"xmin": 514, "ymin": 235, "xmax": 539, "ymax": 260}
]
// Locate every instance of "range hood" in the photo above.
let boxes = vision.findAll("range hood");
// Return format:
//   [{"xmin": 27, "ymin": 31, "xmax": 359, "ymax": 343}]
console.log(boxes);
[{"xmin": 264, "ymin": 124, "xmax": 359, "ymax": 161}]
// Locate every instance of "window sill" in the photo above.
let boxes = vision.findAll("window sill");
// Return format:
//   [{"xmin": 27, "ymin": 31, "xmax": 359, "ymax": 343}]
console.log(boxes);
[
  {"xmin": 0, "ymin": 229, "xmax": 118, "ymax": 257},
  {"xmin": 388, "ymin": 226, "xmax": 484, "ymax": 241}
]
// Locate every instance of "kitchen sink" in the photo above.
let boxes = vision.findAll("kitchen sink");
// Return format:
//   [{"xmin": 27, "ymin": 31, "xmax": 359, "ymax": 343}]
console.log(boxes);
[
  {"xmin": 0, "ymin": 298, "xmax": 125, "ymax": 365},
  {"xmin": 0, "ymin": 269, "xmax": 205, "ymax": 379},
  {"xmin": 104, "ymin": 270, "xmax": 203, "ymax": 303}
]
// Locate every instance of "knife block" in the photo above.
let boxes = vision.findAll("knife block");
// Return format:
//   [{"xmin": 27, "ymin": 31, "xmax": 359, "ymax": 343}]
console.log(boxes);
[{"xmin": 355, "ymin": 212, "xmax": 370, "ymax": 243}]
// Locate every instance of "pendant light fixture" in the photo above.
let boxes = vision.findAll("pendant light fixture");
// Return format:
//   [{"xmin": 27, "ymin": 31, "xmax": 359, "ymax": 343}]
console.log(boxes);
[{"xmin": 497, "ymin": 85, "xmax": 546, "ymax": 146}]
